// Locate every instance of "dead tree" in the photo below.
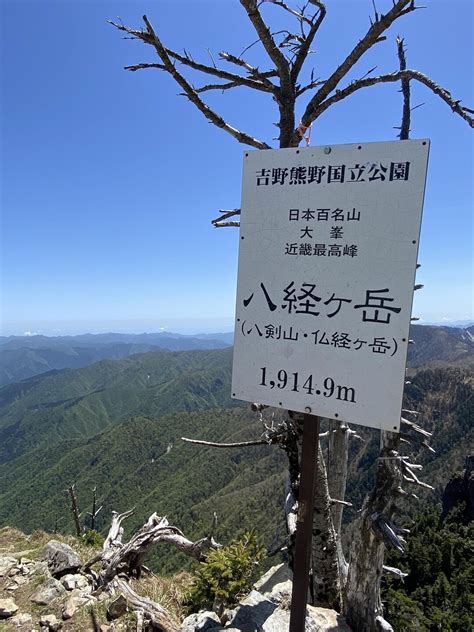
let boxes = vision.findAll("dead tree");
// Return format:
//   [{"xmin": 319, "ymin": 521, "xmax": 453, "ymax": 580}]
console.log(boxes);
[
  {"xmin": 86, "ymin": 486, "xmax": 103, "ymax": 532},
  {"xmin": 67, "ymin": 484, "xmax": 83, "ymax": 537},
  {"xmin": 110, "ymin": 2, "xmax": 472, "ymax": 629},
  {"xmin": 82, "ymin": 510, "xmax": 220, "ymax": 631}
]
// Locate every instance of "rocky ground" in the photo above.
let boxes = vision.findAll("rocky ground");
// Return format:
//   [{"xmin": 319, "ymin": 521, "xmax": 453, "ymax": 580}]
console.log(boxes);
[{"xmin": 0, "ymin": 527, "xmax": 351, "ymax": 631}]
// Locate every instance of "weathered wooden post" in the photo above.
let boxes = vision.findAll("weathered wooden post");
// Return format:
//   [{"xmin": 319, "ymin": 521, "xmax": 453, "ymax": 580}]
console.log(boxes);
[{"xmin": 289, "ymin": 413, "xmax": 321, "ymax": 631}]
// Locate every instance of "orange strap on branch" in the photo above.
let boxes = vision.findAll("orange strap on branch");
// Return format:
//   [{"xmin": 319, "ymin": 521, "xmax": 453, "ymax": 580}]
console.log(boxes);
[{"xmin": 297, "ymin": 119, "xmax": 312, "ymax": 146}]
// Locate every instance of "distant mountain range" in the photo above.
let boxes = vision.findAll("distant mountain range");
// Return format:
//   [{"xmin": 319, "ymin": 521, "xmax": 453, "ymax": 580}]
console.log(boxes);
[
  {"xmin": 0, "ymin": 332, "xmax": 233, "ymax": 387},
  {"xmin": 0, "ymin": 324, "xmax": 472, "ymax": 572},
  {"xmin": 0, "ymin": 347, "xmax": 236, "ymax": 464},
  {"xmin": 407, "ymin": 324, "xmax": 473, "ymax": 369},
  {"xmin": 1, "ymin": 325, "xmax": 471, "ymax": 388}
]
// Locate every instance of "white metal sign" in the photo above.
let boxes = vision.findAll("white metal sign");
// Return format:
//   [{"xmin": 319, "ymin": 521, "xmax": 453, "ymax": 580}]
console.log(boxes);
[{"xmin": 231, "ymin": 140, "xmax": 430, "ymax": 431}]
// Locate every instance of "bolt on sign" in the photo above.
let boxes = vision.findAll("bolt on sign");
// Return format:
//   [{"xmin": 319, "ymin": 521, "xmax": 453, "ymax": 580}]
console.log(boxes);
[{"xmin": 232, "ymin": 140, "xmax": 430, "ymax": 431}]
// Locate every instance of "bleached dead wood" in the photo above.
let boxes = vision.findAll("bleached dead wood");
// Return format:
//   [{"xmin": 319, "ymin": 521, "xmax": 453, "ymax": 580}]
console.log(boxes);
[
  {"xmin": 383, "ymin": 565, "xmax": 408, "ymax": 580},
  {"xmin": 114, "ymin": 577, "xmax": 180, "ymax": 632},
  {"xmin": 84, "ymin": 511, "xmax": 220, "ymax": 587},
  {"xmin": 67, "ymin": 484, "xmax": 83, "ymax": 537}
]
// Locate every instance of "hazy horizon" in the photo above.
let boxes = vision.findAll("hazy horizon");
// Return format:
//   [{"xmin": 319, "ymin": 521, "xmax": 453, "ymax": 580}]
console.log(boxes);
[
  {"xmin": 0, "ymin": 317, "xmax": 236, "ymax": 338},
  {"xmin": 1, "ymin": 316, "xmax": 473, "ymax": 339}
]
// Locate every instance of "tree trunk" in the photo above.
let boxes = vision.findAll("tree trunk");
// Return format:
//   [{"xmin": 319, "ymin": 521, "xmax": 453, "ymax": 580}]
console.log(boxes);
[
  {"xmin": 310, "ymin": 443, "xmax": 342, "ymax": 610},
  {"xmin": 326, "ymin": 419, "xmax": 350, "ymax": 581},
  {"xmin": 343, "ymin": 431, "xmax": 401, "ymax": 632},
  {"xmin": 289, "ymin": 413, "xmax": 341, "ymax": 609}
]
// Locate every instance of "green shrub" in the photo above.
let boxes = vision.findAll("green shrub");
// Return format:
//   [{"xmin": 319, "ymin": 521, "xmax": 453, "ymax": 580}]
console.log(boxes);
[
  {"xmin": 185, "ymin": 531, "xmax": 265, "ymax": 613},
  {"xmin": 82, "ymin": 529, "xmax": 104, "ymax": 548}
]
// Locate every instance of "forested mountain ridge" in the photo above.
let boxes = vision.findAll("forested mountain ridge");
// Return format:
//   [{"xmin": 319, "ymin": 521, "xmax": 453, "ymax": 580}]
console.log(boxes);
[
  {"xmin": 407, "ymin": 324, "xmax": 473, "ymax": 369},
  {"xmin": 0, "ymin": 408, "xmax": 287, "ymax": 573},
  {"xmin": 0, "ymin": 333, "xmax": 231, "ymax": 387},
  {"xmin": 343, "ymin": 365, "xmax": 474, "ymax": 513},
  {"xmin": 0, "ymin": 324, "xmax": 470, "ymax": 388},
  {"xmin": 0, "ymin": 324, "xmax": 472, "ymax": 578},
  {"xmin": 0, "ymin": 347, "xmax": 235, "ymax": 464}
]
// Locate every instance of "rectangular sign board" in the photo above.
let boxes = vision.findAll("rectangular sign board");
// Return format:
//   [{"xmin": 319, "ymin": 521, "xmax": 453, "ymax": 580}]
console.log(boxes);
[{"xmin": 231, "ymin": 140, "xmax": 430, "ymax": 431}]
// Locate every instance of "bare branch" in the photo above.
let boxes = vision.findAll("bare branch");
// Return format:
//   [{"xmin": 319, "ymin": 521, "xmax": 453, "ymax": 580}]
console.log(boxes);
[
  {"xmin": 207, "ymin": 47, "xmax": 217, "ymax": 69},
  {"xmin": 292, "ymin": 0, "xmax": 420, "ymax": 143},
  {"xmin": 375, "ymin": 615, "xmax": 395, "ymax": 632},
  {"xmin": 194, "ymin": 81, "xmax": 248, "ymax": 93},
  {"xmin": 115, "ymin": 578, "xmax": 180, "ymax": 632},
  {"xmin": 103, "ymin": 508, "xmax": 135, "ymax": 550},
  {"xmin": 396, "ymin": 36, "xmax": 411, "ymax": 139},
  {"xmin": 110, "ymin": 20, "xmax": 275, "ymax": 94},
  {"xmin": 370, "ymin": 512, "xmax": 405, "ymax": 552},
  {"xmin": 125, "ymin": 62, "xmax": 166, "ymax": 72},
  {"xmin": 123, "ymin": 16, "xmax": 270, "ymax": 150},
  {"xmin": 218, "ymin": 50, "xmax": 278, "ymax": 84},
  {"xmin": 301, "ymin": 69, "xmax": 474, "ymax": 129},
  {"xmin": 291, "ymin": 1, "xmax": 326, "ymax": 83},
  {"xmin": 67, "ymin": 484, "xmax": 82, "ymax": 537},
  {"xmin": 240, "ymin": 0, "xmax": 296, "ymax": 146},
  {"xmin": 401, "ymin": 462, "xmax": 434, "ymax": 490},
  {"xmin": 168, "ymin": 50, "xmax": 275, "ymax": 92},
  {"xmin": 263, "ymin": 0, "xmax": 313, "ymax": 26},
  {"xmin": 383, "ymin": 565, "xmax": 408, "ymax": 580},
  {"xmin": 213, "ymin": 221, "xmax": 240, "ymax": 228},
  {"xmin": 296, "ymin": 78, "xmax": 325, "ymax": 97},
  {"xmin": 211, "ymin": 208, "xmax": 241, "ymax": 228},
  {"xmin": 182, "ymin": 436, "xmax": 268, "ymax": 448},
  {"xmin": 329, "ymin": 498, "xmax": 353, "ymax": 508},
  {"xmin": 400, "ymin": 416, "xmax": 432, "ymax": 438},
  {"xmin": 239, "ymin": 0, "xmax": 291, "ymax": 82}
]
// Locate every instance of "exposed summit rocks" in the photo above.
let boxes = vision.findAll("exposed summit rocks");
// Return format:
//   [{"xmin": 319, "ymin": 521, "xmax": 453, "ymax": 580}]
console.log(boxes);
[{"xmin": 41, "ymin": 541, "xmax": 83, "ymax": 578}]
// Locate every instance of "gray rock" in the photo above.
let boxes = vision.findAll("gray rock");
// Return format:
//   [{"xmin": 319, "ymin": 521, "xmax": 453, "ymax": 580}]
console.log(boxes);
[
  {"xmin": 40, "ymin": 614, "xmax": 62, "ymax": 630},
  {"xmin": 260, "ymin": 607, "xmax": 322, "ymax": 631},
  {"xmin": 41, "ymin": 541, "xmax": 82, "ymax": 577},
  {"xmin": 254, "ymin": 564, "xmax": 291, "ymax": 595},
  {"xmin": 225, "ymin": 603, "xmax": 352, "ymax": 632},
  {"xmin": 269, "ymin": 579, "xmax": 292, "ymax": 604},
  {"xmin": 227, "ymin": 590, "xmax": 277, "ymax": 631},
  {"xmin": 30, "ymin": 577, "xmax": 66, "ymax": 605},
  {"xmin": 11, "ymin": 612, "xmax": 33, "ymax": 626},
  {"xmin": 20, "ymin": 557, "xmax": 32, "ymax": 565},
  {"xmin": 0, "ymin": 557, "xmax": 18, "ymax": 577},
  {"xmin": 107, "ymin": 594, "xmax": 128, "ymax": 620},
  {"xmin": 181, "ymin": 611, "xmax": 221, "ymax": 632},
  {"xmin": 306, "ymin": 606, "xmax": 352, "ymax": 631},
  {"xmin": 60, "ymin": 573, "xmax": 89, "ymax": 591},
  {"xmin": 62, "ymin": 591, "xmax": 90, "ymax": 620},
  {"xmin": 261, "ymin": 608, "xmax": 291, "ymax": 632},
  {"xmin": 31, "ymin": 561, "xmax": 50, "ymax": 576},
  {"xmin": 0, "ymin": 597, "xmax": 19, "ymax": 618}
]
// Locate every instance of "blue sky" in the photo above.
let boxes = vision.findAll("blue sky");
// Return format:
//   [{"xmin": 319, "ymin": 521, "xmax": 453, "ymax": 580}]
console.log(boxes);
[{"xmin": 1, "ymin": 0, "xmax": 472, "ymax": 335}]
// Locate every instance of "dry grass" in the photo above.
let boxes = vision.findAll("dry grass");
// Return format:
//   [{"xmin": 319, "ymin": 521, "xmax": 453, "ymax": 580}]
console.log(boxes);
[
  {"xmin": 0, "ymin": 527, "xmax": 99, "ymax": 563},
  {"xmin": 129, "ymin": 570, "xmax": 193, "ymax": 622},
  {"xmin": 0, "ymin": 527, "xmax": 193, "ymax": 629}
]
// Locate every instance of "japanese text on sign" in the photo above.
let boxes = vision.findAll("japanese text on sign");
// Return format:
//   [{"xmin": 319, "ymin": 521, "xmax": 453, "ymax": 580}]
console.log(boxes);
[{"xmin": 231, "ymin": 140, "xmax": 430, "ymax": 431}]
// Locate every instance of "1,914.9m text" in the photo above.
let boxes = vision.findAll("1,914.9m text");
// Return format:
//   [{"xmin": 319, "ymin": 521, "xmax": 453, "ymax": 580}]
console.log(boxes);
[{"xmin": 259, "ymin": 367, "xmax": 356, "ymax": 403}]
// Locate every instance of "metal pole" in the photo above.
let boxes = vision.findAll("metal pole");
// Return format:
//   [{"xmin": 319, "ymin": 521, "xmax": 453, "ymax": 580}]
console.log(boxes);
[{"xmin": 289, "ymin": 414, "xmax": 321, "ymax": 632}]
